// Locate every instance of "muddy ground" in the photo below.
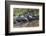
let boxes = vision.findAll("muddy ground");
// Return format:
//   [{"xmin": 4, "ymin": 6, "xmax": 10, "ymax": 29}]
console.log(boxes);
[{"xmin": 14, "ymin": 20, "xmax": 39, "ymax": 27}]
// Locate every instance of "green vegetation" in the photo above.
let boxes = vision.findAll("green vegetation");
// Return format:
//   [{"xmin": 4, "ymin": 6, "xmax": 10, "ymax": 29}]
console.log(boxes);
[{"xmin": 13, "ymin": 8, "xmax": 39, "ymax": 16}]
